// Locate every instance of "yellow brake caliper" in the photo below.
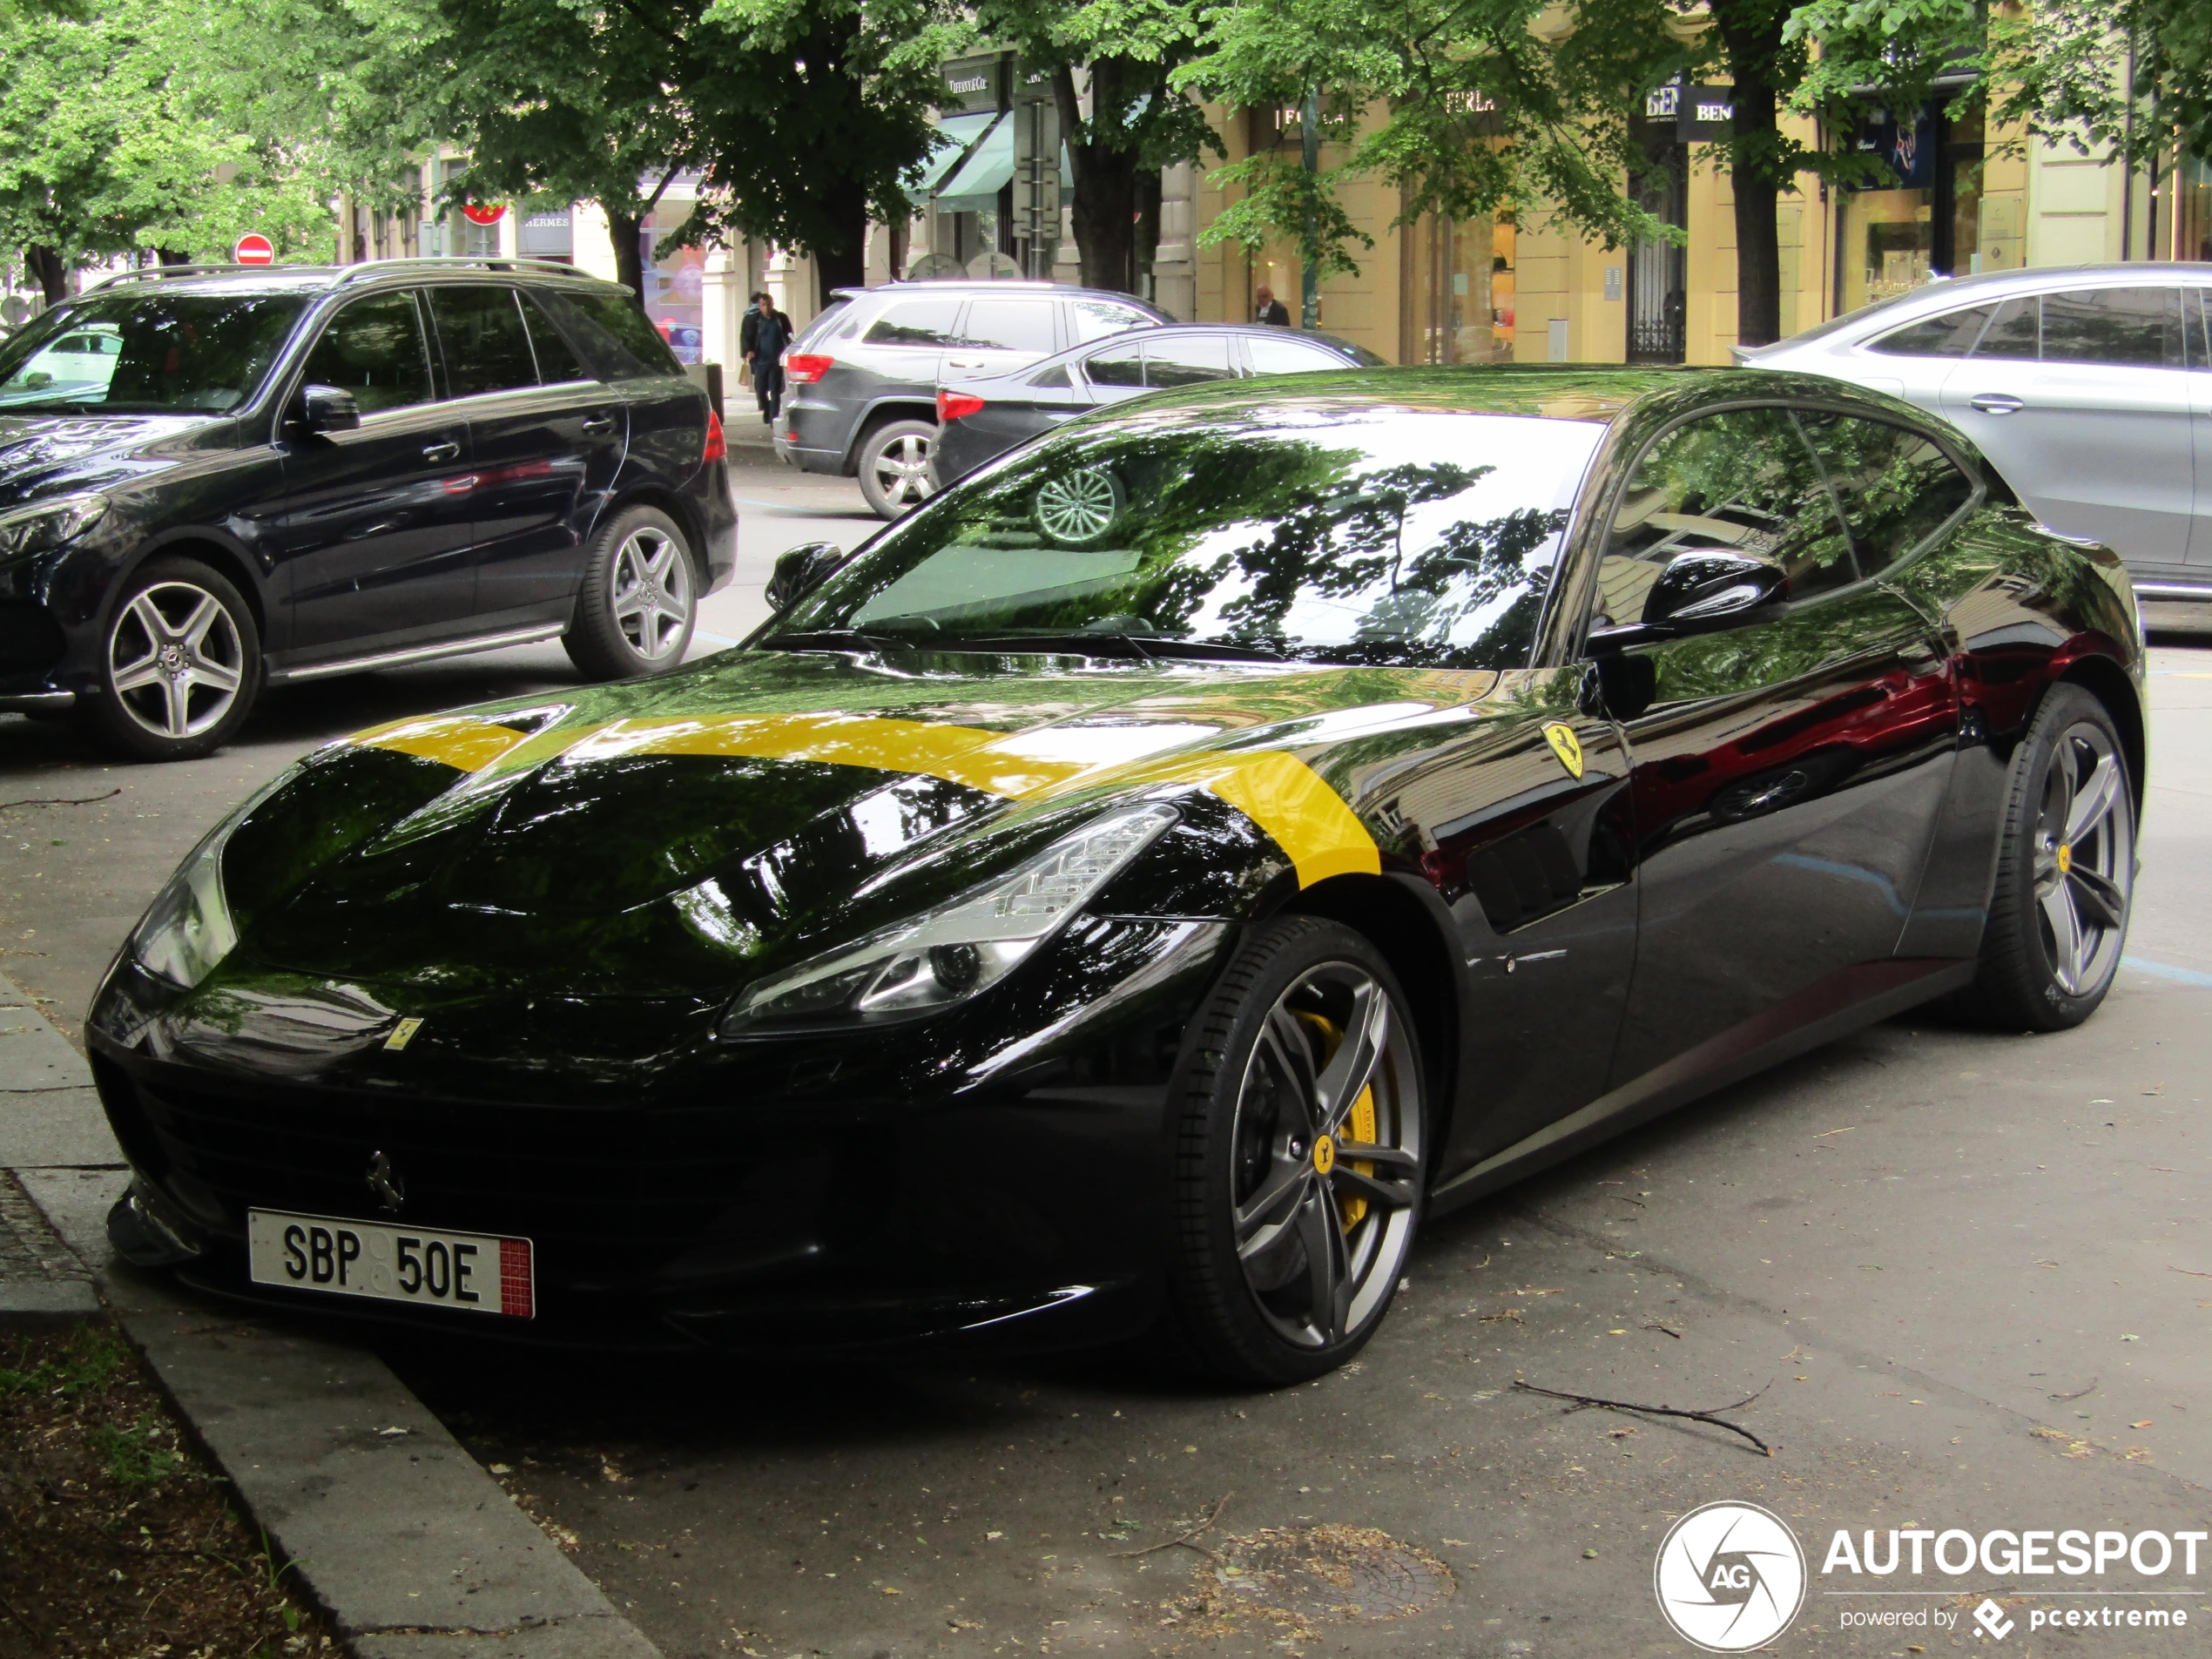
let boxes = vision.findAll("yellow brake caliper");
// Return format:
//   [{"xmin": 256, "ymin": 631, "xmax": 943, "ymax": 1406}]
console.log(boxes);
[{"xmin": 1292, "ymin": 1012, "xmax": 1378, "ymax": 1231}]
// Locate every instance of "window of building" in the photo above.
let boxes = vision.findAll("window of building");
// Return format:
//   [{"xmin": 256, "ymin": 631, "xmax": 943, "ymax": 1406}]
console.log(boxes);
[
  {"xmin": 1403, "ymin": 212, "xmax": 1514, "ymax": 365},
  {"xmin": 1837, "ymin": 107, "xmax": 1986, "ymax": 314}
]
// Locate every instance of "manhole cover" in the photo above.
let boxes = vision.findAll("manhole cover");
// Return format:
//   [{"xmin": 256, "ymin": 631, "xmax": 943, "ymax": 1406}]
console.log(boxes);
[{"xmin": 1210, "ymin": 1525, "xmax": 1455, "ymax": 1623}]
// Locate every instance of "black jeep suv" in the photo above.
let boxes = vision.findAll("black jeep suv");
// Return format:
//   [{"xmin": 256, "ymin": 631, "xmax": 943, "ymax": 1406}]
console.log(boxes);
[{"xmin": 0, "ymin": 258, "xmax": 736, "ymax": 760}]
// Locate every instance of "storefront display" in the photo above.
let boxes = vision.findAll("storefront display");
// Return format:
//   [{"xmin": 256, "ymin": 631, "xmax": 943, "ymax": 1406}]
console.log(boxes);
[
  {"xmin": 1403, "ymin": 212, "xmax": 1513, "ymax": 364},
  {"xmin": 1838, "ymin": 106, "xmax": 1984, "ymax": 313},
  {"xmin": 642, "ymin": 208, "xmax": 705, "ymax": 364}
]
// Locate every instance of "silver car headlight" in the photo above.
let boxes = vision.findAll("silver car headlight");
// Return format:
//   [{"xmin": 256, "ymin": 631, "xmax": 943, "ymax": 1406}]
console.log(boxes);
[
  {"xmin": 0, "ymin": 492, "xmax": 106, "ymax": 563},
  {"xmin": 719, "ymin": 803, "xmax": 1177, "ymax": 1034}
]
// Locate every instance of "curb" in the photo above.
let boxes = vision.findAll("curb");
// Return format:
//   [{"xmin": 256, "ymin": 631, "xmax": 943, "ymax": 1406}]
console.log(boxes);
[{"xmin": 2, "ymin": 974, "xmax": 663, "ymax": 1659}]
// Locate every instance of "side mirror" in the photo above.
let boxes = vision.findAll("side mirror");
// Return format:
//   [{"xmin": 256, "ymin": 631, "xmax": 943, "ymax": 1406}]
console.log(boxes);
[
  {"xmin": 1642, "ymin": 548, "xmax": 1788, "ymax": 630},
  {"xmin": 765, "ymin": 541, "xmax": 852, "ymax": 612},
  {"xmin": 295, "ymin": 383, "xmax": 361, "ymax": 435}
]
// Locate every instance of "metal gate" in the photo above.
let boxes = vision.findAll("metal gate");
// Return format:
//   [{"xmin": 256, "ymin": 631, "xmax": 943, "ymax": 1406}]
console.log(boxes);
[{"xmin": 1627, "ymin": 138, "xmax": 1688, "ymax": 364}]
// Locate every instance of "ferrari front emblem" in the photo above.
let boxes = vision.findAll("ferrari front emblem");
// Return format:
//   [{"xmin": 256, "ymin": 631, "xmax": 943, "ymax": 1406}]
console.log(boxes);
[
  {"xmin": 1542, "ymin": 722, "xmax": 1585, "ymax": 780},
  {"xmin": 384, "ymin": 1016, "xmax": 424, "ymax": 1052},
  {"xmin": 1312, "ymin": 1135, "xmax": 1336, "ymax": 1175}
]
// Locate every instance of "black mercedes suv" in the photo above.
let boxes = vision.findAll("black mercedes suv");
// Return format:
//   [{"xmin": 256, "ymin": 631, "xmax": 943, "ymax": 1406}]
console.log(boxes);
[{"xmin": 0, "ymin": 258, "xmax": 737, "ymax": 761}]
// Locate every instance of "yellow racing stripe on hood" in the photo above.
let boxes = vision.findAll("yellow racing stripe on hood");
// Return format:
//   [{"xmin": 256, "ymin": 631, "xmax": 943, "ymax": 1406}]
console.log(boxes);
[{"xmin": 349, "ymin": 710, "xmax": 1379, "ymax": 887}]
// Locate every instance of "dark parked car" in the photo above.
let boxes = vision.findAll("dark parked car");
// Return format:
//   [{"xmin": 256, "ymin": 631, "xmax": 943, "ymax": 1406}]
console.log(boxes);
[
  {"xmin": 93, "ymin": 367, "xmax": 2141, "ymax": 1383},
  {"xmin": 931, "ymin": 322, "xmax": 1385, "ymax": 488},
  {"xmin": 0, "ymin": 258, "xmax": 736, "ymax": 761},
  {"xmin": 772, "ymin": 280, "xmax": 1166, "ymax": 518}
]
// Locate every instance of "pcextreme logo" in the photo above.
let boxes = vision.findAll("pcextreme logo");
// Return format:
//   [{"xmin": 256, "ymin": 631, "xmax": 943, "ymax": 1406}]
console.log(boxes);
[{"xmin": 1654, "ymin": 1501, "xmax": 1809, "ymax": 1652}]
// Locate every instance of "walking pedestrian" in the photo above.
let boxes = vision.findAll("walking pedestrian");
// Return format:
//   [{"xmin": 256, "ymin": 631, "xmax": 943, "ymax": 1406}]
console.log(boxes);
[
  {"xmin": 739, "ymin": 291, "xmax": 796, "ymax": 422},
  {"xmin": 1254, "ymin": 285, "xmax": 1291, "ymax": 327}
]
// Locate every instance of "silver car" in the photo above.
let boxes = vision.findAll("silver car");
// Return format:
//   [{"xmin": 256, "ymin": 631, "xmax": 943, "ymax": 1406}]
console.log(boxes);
[{"xmin": 1743, "ymin": 263, "xmax": 2212, "ymax": 621}]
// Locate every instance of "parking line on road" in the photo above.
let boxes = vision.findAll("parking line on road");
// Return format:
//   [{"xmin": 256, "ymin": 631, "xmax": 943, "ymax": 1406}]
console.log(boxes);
[{"xmin": 2123, "ymin": 955, "xmax": 2212, "ymax": 988}]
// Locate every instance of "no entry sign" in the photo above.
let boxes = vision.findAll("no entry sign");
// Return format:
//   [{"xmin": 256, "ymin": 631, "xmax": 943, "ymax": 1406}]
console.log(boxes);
[
  {"xmin": 462, "ymin": 203, "xmax": 507, "ymax": 226},
  {"xmin": 233, "ymin": 233, "xmax": 274, "ymax": 266}
]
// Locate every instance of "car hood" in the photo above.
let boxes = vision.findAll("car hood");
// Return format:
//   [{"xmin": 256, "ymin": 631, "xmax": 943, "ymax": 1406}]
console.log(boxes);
[
  {"xmin": 0, "ymin": 410, "xmax": 226, "ymax": 509},
  {"xmin": 219, "ymin": 647, "xmax": 1514, "ymax": 1000}
]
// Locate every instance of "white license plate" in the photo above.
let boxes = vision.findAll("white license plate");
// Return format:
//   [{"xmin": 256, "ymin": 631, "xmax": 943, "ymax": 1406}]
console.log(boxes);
[{"xmin": 246, "ymin": 1209, "xmax": 534, "ymax": 1318}]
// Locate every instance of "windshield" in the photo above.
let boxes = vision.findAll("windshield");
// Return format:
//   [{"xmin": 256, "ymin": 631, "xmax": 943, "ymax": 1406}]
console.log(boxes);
[
  {"xmin": 0, "ymin": 289, "xmax": 309, "ymax": 414},
  {"xmin": 769, "ymin": 400, "xmax": 1603, "ymax": 669}
]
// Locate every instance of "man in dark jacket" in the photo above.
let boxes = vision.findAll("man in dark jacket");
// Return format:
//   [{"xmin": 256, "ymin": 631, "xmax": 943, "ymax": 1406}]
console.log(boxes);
[
  {"xmin": 739, "ymin": 292, "xmax": 796, "ymax": 421},
  {"xmin": 1254, "ymin": 285, "xmax": 1291, "ymax": 326}
]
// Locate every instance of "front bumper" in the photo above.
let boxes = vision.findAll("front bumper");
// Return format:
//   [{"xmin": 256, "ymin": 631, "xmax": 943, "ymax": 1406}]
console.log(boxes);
[{"xmin": 85, "ymin": 915, "xmax": 1234, "ymax": 1352}]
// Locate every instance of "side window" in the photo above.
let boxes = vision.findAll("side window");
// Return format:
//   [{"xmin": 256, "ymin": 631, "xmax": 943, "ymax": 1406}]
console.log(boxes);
[
  {"xmin": 1082, "ymin": 342, "xmax": 1147, "ymax": 387},
  {"xmin": 1971, "ymin": 295, "xmax": 2039, "ymax": 360},
  {"xmin": 1245, "ymin": 334, "xmax": 1345, "ymax": 375},
  {"xmin": 863, "ymin": 300, "xmax": 962, "ymax": 347},
  {"xmin": 1601, "ymin": 407, "xmax": 1856, "ymax": 625},
  {"xmin": 520, "ymin": 294, "xmax": 590, "ymax": 383},
  {"xmin": 961, "ymin": 300, "xmax": 1056, "ymax": 353},
  {"xmin": 543, "ymin": 288, "xmax": 685, "ymax": 380},
  {"xmin": 1144, "ymin": 334, "xmax": 1238, "ymax": 388},
  {"xmin": 2040, "ymin": 287, "xmax": 2185, "ymax": 368},
  {"xmin": 298, "ymin": 291, "xmax": 435, "ymax": 415},
  {"xmin": 429, "ymin": 287, "xmax": 538, "ymax": 397},
  {"xmin": 1870, "ymin": 304, "xmax": 1995, "ymax": 359},
  {"xmin": 1795, "ymin": 412, "xmax": 1976, "ymax": 576},
  {"xmin": 1067, "ymin": 299, "xmax": 1155, "ymax": 344}
]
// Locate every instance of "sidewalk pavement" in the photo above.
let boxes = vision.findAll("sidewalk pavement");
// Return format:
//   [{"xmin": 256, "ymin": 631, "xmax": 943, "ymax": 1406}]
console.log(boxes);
[{"xmin": 0, "ymin": 969, "xmax": 662, "ymax": 1659}]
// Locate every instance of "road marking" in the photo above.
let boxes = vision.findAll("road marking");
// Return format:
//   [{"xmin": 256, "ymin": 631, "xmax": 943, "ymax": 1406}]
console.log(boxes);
[{"xmin": 2122, "ymin": 955, "xmax": 2212, "ymax": 988}]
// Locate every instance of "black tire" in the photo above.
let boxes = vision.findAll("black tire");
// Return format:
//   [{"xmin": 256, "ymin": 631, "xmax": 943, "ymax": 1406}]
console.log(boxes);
[
  {"xmin": 80, "ymin": 557, "xmax": 260, "ymax": 762},
  {"xmin": 1161, "ymin": 916, "xmax": 1428, "ymax": 1385},
  {"xmin": 563, "ymin": 504, "xmax": 698, "ymax": 682},
  {"xmin": 1953, "ymin": 683, "xmax": 2135, "ymax": 1030},
  {"xmin": 855, "ymin": 418, "xmax": 938, "ymax": 520}
]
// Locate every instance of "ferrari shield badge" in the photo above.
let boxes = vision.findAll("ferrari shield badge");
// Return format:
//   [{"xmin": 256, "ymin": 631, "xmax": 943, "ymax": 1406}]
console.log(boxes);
[
  {"xmin": 384, "ymin": 1017, "xmax": 424, "ymax": 1052},
  {"xmin": 1542, "ymin": 722, "xmax": 1585, "ymax": 780}
]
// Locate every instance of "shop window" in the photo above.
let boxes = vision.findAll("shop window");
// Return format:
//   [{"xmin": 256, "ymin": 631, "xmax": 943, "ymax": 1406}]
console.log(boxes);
[
  {"xmin": 1838, "ymin": 107, "xmax": 1984, "ymax": 314},
  {"xmin": 1404, "ymin": 212, "xmax": 1513, "ymax": 365}
]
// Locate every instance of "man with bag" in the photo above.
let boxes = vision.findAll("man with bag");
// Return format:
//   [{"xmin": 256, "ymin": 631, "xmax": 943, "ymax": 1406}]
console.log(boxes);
[{"xmin": 739, "ymin": 291, "xmax": 795, "ymax": 422}]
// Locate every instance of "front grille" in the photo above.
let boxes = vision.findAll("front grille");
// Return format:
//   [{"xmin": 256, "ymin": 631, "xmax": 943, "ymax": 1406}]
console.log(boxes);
[{"xmin": 101, "ymin": 1059, "xmax": 793, "ymax": 1285}]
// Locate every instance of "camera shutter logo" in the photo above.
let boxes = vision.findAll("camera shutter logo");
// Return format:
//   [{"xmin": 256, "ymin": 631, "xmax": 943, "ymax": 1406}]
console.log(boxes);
[{"xmin": 1653, "ymin": 1501, "xmax": 1807, "ymax": 1652}]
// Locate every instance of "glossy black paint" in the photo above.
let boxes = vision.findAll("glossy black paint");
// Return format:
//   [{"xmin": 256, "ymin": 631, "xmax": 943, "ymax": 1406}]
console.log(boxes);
[
  {"xmin": 0, "ymin": 266, "xmax": 736, "ymax": 708},
  {"xmin": 85, "ymin": 367, "xmax": 2145, "ymax": 1353}
]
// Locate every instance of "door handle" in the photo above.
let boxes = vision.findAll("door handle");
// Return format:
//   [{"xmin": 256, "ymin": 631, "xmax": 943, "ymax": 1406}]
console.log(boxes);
[
  {"xmin": 581, "ymin": 415, "xmax": 617, "ymax": 437},
  {"xmin": 945, "ymin": 358, "xmax": 989, "ymax": 369},
  {"xmin": 421, "ymin": 440, "xmax": 461, "ymax": 462},
  {"xmin": 1967, "ymin": 394, "xmax": 2025, "ymax": 415}
]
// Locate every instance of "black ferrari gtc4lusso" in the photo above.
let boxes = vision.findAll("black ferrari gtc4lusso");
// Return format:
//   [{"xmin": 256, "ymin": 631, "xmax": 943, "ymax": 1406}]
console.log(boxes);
[{"xmin": 89, "ymin": 366, "xmax": 2143, "ymax": 1382}]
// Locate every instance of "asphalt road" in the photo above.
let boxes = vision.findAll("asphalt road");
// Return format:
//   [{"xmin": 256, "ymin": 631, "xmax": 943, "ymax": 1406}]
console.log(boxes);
[{"xmin": 7, "ymin": 462, "xmax": 2212, "ymax": 1658}]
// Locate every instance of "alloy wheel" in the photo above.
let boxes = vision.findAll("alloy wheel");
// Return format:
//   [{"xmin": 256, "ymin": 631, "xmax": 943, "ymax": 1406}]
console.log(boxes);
[
  {"xmin": 1033, "ymin": 468, "xmax": 1123, "ymax": 546},
  {"xmin": 870, "ymin": 432, "xmax": 934, "ymax": 508},
  {"xmin": 108, "ymin": 581, "xmax": 245, "ymax": 741},
  {"xmin": 1228, "ymin": 963, "xmax": 1422, "ymax": 1350},
  {"xmin": 2033, "ymin": 719, "xmax": 2133, "ymax": 996},
  {"xmin": 610, "ymin": 526, "xmax": 692, "ymax": 662}
]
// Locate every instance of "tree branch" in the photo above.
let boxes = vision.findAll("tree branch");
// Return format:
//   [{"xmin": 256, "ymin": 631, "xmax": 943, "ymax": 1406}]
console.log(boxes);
[{"xmin": 1511, "ymin": 1379, "xmax": 1776, "ymax": 1456}]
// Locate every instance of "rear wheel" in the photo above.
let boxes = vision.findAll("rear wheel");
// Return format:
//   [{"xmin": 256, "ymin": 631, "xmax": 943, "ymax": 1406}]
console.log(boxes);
[
  {"xmin": 1957, "ymin": 683, "xmax": 2134, "ymax": 1030},
  {"xmin": 1162, "ymin": 917, "xmax": 1426, "ymax": 1384},
  {"xmin": 856, "ymin": 418, "xmax": 937, "ymax": 520},
  {"xmin": 82, "ymin": 558, "xmax": 260, "ymax": 761},
  {"xmin": 563, "ymin": 504, "xmax": 697, "ymax": 681}
]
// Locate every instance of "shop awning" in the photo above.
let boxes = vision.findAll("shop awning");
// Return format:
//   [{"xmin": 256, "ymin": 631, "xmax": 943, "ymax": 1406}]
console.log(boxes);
[
  {"xmin": 936, "ymin": 115, "xmax": 1015, "ymax": 211},
  {"xmin": 910, "ymin": 111, "xmax": 1001, "ymax": 197}
]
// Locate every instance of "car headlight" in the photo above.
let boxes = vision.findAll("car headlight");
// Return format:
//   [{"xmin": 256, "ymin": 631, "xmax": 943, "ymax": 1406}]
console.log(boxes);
[
  {"xmin": 127, "ymin": 766, "xmax": 297, "ymax": 990},
  {"xmin": 720, "ymin": 803, "xmax": 1177, "ymax": 1034},
  {"xmin": 0, "ymin": 492, "xmax": 106, "ymax": 562}
]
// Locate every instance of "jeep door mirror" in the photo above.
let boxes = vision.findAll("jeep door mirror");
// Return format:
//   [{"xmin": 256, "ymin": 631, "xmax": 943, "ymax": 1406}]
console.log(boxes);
[
  {"xmin": 766, "ymin": 541, "xmax": 852, "ymax": 612},
  {"xmin": 295, "ymin": 383, "xmax": 361, "ymax": 435}
]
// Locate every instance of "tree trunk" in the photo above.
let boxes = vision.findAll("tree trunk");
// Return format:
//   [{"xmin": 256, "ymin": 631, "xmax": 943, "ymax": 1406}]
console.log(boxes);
[
  {"xmin": 1710, "ymin": 0, "xmax": 1787, "ymax": 347},
  {"xmin": 811, "ymin": 184, "xmax": 868, "ymax": 295},
  {"xmin": 1135, "ymin": 167, "xmax": 1163, "ymax": 295},
  {"xmin": 24, "ymin": 244, "xmax": 67, "ymax": 304},
  {"xmin": 606, "ymin": 206, "xmax": 646, "ymax": 311},
  {"xmin": 887, "ymin": 212, "xmax": 909, "ymax": 285},
  {"xmin": 1054, "ymin": 63, "xmax": 1142, "ymax": 293}
]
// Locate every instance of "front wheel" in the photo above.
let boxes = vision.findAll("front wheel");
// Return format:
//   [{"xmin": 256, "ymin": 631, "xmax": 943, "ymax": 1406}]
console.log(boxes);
[
  {"xmin": 563, "ymin": 505, "xmax": 698, "ymax": 682},
  {"xmin": 82, "ymin": 558, "xmax": 261, "ymax": 761},
  {"xmin": 1957, "ymin": 683, "xmax": 2135, "ymax": 1030},
  {"xmin": 856, "ymin": 419, "xmax": 937, "ymax": 520},
  {"xmin": 1162, "ymin": 916, "xmax": 1427, "ymax": 1384}
]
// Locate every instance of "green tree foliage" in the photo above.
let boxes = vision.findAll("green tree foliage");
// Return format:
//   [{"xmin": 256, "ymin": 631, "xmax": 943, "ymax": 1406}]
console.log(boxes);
[
  {"xmin": 972, "ymin": 0, "xmax": 1217, "ymax": 293},
  {"xmin": 0, "ymin": 0, "xmax": 338, "ymax": 299}
]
